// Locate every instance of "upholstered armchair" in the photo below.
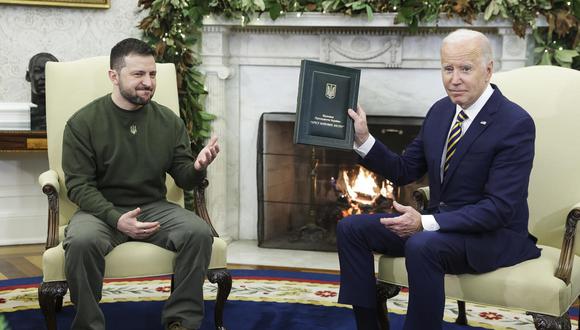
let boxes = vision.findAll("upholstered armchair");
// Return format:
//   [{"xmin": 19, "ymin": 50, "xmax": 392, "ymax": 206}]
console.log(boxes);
[
  {"xmin": 376, "ymin": 65, "xmax": 580, "ymax": 330},
  {"xmin": 37, "ymin": 56, "xmax": 231, "ymax": 330}
]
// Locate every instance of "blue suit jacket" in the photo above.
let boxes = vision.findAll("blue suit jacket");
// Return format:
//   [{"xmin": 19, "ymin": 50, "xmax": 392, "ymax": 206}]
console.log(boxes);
[{"xmin": 360, "ymin": 85, "xmax": 540, "ymax": 273}]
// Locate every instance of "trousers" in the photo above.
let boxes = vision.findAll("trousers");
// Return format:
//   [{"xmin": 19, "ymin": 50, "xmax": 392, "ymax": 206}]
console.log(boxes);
[
  {"xmin": 336, "ymin": 213, "xmax": 476, "ymax": 330},
  {"xmin": 63, "ymin": 199, "xmax": 213, "ymax": 330}
]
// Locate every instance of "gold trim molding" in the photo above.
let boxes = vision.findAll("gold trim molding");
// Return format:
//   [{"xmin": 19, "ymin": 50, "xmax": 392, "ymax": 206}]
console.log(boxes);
[{"xmin": 0, "ymin": 0, "xmax": 109, "ymax": 9}]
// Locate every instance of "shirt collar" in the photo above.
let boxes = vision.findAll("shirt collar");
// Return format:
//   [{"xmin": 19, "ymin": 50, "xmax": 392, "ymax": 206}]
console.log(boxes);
[{"xmin": 455, "ymin": 84, "xmax": 494, "ymax": 119}]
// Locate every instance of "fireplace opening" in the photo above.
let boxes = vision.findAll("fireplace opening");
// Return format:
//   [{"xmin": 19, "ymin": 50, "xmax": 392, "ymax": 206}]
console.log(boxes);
[{"xmin": 257, "ymin": 112, "xmax": 426, "ymax": 252}]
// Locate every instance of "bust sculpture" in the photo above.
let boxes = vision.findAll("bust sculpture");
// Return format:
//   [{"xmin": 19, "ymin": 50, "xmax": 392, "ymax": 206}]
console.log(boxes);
[{"xmin": 25, "ymin": 53, "xmax": 58, "ymax": 130}]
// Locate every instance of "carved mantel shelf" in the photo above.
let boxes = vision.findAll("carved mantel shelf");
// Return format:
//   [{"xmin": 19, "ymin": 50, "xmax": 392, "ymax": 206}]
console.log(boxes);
[
  {"xmin": 204, "ymin": 12, "xmax": 520, "ymax": 28},
  {"xmin": 202, "ymin": 13, "xmax": 545, "ymax": 72}
]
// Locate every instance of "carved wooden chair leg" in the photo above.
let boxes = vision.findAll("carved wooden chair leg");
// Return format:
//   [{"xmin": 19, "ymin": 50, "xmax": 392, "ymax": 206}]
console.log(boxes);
[
  {"xmin": 527, "ymin": 311, "xmax": 572, "ymax": 330},
  {"xmin": 376, "ymin": 282, "xmax": 401, "ymax": 330},
  {"xmin": 208, "ymin": 268, "xmax": 232, "ymax": 330},
  {"xmin": 455, "ymin": 300, "xmax": 468, "ymax": 325},
  {"xmin": 38, "ymin": 281, "xmax": 68, "ymax": 330}
]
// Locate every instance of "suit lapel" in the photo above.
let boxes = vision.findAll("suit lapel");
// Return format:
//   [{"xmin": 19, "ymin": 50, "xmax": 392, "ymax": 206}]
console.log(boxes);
[{"xmin": 441, "ymin": 87, "xmax": 502, "ymax": 192}]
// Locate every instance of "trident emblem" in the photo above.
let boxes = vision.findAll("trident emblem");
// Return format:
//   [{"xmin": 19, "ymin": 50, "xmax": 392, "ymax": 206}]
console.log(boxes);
[
  {"xmin": 325, "ymin": 83, "xmax": 336, "ymax": 99},
  {"xmin": 130, "ymin": 124, "xmax": 137, "ymax": 135}
]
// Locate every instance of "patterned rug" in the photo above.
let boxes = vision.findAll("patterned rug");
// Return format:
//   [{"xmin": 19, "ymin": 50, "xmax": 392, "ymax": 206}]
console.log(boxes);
[{"xmin": 0, "ymin": 269, "xmax": 577, "ymax": 329}]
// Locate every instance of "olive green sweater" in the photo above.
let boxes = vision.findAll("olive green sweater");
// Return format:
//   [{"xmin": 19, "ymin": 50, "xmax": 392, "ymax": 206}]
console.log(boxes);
[{"xmin": 62, "ymin": 94, "xmax": 204, "ymax": 228}]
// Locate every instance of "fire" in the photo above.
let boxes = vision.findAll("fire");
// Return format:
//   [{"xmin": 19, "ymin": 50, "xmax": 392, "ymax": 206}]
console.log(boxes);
[{"xmin": 338, "ymin": 166, "xmax": 394, "ymax": 216}]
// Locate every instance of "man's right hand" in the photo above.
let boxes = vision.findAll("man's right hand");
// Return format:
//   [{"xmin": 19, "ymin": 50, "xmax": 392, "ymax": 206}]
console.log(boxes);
[
  {"xmin": 116, "ymin": 208, "xmax": 160, "ymax": 239},
  {"xmin": 194, "ymin": 136, "xmax": 219, "ymax": 171},
  {"xmin": 348, "ymin": 105, "xmax": 370, "ymax": 147},
  {"xmin": 380, "ymin": 201, "xmax": 423, "ymax": 237}
]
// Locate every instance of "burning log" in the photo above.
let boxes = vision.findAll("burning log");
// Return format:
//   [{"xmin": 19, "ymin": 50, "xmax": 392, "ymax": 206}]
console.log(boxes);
[{"xmin": 334, "ymin": 166, "xmax": 396, "ymax": 217}]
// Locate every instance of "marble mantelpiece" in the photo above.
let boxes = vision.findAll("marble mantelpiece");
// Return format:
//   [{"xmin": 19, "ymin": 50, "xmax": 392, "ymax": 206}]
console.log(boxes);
[{"xmin": 200, "ymin": 13, "xmax": 536, "ymax": 241}]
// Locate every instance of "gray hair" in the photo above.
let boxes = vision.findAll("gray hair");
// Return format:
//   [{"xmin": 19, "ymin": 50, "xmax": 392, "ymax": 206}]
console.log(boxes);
[{"xmin": 442, "ymin": 29, "xmax": 492, "ymax": 67}]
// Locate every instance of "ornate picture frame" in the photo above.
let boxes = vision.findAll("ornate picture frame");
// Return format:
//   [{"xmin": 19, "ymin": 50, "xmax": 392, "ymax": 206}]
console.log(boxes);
[{"xmin": 0, "ymin": 0, "xmax": 110, "ymax": 9}]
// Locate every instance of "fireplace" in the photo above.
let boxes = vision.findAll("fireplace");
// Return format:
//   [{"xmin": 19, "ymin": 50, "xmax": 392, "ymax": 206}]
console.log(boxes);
[
  {"xmin": 199, "ymin": 14, "xmax": 536, "ymax": 242},
  {"xmin": 257, "ymin": 112, "xmax": 426, "ymax": 251}
]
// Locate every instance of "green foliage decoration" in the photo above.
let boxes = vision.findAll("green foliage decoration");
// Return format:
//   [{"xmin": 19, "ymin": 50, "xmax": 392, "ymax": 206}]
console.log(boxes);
[
  {"xmin": 0, "ymin": 314, "xmax": 11, "ymax": 330},
  {"xmin": 137, "ymin": 0, "xmax": 216, "ymax": 154}
]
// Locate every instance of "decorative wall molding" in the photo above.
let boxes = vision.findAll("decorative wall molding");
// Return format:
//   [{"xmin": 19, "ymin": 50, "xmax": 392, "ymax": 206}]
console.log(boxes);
[
  {"xmin": 204, "ymin": 71, "xmax": 231, "ymax": 243},
  {"xmin": 321, "ymin": 35, "xmax": 402, "ymax": 68},
  {"xmin": 0, "ymin": 152, "xmax": 49, "ymax": 244},
  {"xmin": 0, "ymin": 212, "xmax": 46, "ymax": 220},
  {"xmin": 0, "ymin": 212, "xmax": 47, "ymax": 246},
  {"xmin": 0, "ymin": 184, "xmax": 43, "ymax": 197}
]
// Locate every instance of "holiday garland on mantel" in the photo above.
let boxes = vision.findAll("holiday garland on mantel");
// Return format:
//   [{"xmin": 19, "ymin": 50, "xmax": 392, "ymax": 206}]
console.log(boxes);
[{"xmin": 137, "ymin": 0, "xmax": 579, "ymax": 150}]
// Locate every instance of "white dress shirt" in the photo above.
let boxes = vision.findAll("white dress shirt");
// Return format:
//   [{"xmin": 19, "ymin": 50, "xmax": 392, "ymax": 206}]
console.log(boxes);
[{"xmin": 354, "ymin": 84, "xmax": 494, "ymax": 231}]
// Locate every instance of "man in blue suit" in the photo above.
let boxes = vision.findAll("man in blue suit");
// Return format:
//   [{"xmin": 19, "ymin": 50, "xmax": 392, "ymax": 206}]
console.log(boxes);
[{"xmin": 337, "ymin": 29, "xmax": 541, "ymax": 330}]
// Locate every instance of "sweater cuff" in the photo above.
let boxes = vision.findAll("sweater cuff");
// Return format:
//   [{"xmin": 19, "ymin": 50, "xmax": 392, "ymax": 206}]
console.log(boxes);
[{"xmin": 105, "ymin": 208, "xmax": 123, "ymax": 229}]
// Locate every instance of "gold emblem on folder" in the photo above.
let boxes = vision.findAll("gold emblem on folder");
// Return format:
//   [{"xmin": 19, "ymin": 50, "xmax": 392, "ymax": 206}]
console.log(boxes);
[
  {"xmin": 325, "ymin": 83, "xmax": 336, "ymax": 99},
  {"xmin": 130, "ymin": 124, "xmax": 137, "ymax": 135}
]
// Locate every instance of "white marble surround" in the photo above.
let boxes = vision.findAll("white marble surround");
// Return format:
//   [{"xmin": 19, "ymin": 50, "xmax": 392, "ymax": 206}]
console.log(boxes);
[{"xmin": 200, "ymin": 13, "xmax": 536, "ymax": 241}]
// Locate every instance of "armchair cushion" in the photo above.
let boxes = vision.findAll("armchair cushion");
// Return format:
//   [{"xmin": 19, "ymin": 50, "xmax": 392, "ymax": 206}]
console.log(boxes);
[
  {"xmin": 378, "ymin": 245, "xmax": 580, "ymax": 316},
  {"xmin": 42, "ymin": 238, "xmax": 228, "ymax": 282}
]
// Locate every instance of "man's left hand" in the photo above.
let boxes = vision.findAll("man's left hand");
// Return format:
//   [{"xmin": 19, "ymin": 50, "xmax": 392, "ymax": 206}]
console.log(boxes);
[
  {"xmin": 380, "ymin": 201, "xmax": 423, "ymax": 237},
  {"xmin": 194, "ymin": 136, "xmax": 219, "ymax": 171}
]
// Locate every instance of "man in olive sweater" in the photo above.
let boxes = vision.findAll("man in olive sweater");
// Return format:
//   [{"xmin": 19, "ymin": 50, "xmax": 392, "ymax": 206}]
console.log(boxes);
[{"xmin": 62, "ymin": 38, "xmax": 218, "ymax": 330}]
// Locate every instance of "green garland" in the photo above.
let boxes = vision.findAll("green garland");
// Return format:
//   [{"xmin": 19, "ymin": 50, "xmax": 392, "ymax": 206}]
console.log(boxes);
[
  {"xmin": 137, "ymin": 0, "xmax": 578, "ymax": 148},
  {"xmin": 0, "ymin": 314, "xmax": 11, "ymax": 330},
  {"xmin": 138, "ymin": 0, "xmax": 215, "ymax": 154}
]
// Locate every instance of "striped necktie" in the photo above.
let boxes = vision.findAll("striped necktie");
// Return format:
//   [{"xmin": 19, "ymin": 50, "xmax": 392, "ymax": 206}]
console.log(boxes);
[{"xmin": 444, "ymin": 110, "xmax": 468, "ymax": 177}]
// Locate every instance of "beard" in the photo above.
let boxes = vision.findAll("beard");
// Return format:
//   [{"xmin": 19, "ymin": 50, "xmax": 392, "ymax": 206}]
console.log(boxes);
[{"xmin": 118, "ymin": 81, "xmax": 154, "ymax": 106}]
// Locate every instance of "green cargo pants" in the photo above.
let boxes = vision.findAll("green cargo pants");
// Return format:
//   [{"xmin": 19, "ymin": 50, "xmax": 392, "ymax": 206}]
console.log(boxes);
[{"xmin": 62, "ymin": 199, "xmax": 213, "ymax": 330}]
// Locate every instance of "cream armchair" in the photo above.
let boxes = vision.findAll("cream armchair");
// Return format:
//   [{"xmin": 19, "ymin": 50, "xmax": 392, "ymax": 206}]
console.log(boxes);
[
  {"xmin": 37, "ymin": 56, "xmax": 231, "ymax": 330},
  {"xmin": 376, "ymin": 65, "xmax": 580, "ymax": 330}
]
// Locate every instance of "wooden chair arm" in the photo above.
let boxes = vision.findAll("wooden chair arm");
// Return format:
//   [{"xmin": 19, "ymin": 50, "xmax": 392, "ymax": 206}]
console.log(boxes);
[
  {"xmin": 38, "ymin": 170, "xmax": 60, "ymax": 250},
  {"xmin": 193, "ymin": 178, "xmax": 219, "ymax": 238},
  {"xmin": 412, "ymin": 186, "xmax": 430, "ymax": 212},
  {"xmin": 554, "ymin": 203, "xmax": 580, "ymax": 284}
]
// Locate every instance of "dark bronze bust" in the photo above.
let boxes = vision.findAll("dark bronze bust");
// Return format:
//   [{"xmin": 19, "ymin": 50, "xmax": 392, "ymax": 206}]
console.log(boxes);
[{"xmin": 25, "ymin": 53, "xmax": 58, "ymax": 130}]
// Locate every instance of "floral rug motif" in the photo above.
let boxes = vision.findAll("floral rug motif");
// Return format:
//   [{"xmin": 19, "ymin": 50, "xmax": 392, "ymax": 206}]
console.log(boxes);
[{"xmin": 0, "ymin": 270, "xmax": 577, "ymax": 330}]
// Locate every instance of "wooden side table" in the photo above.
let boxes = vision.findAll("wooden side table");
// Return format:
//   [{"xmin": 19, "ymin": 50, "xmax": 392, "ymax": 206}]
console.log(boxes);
[{"xmin": 0, "ymin": 130, "xmax": 47, "ymax": 152}]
